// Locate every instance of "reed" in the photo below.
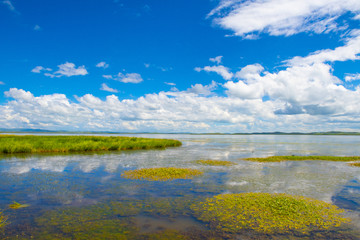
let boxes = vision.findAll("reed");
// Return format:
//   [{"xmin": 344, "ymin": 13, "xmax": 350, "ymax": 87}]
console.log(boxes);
[
  {"xmin": 244, "ymin": 155, "xmax": 360, "ymax": 162},
  {"xmin": 0, "ymin": 135, "xmax": 182, "ymax": 154}
]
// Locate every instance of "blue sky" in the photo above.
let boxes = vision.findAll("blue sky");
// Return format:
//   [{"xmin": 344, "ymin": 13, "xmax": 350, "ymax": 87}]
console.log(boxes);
[{"xmin": 1, "ymin": 0, "xmax": 360, "ymax": 132}]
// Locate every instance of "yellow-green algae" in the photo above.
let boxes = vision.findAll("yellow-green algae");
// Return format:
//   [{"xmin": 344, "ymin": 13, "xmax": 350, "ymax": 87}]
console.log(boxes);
[
  {"xmin": 244, "ymin": 155, "xmax": 360, "ymax": 162},
  {"xmin": 145, "ymin": 230, "xmax": 189, "ymax": 240},
  {"xmin": 191, "ymin": 192, "xmax": 350, "ymax": 235},
  {"xmin": 8, "ymin": 201, "xmax": 30, "ymax": 209},
  {"xmin": 0, "ymin": 135, "xmax": 182, "ymax": 154},
  {"xmin": 195, "ymin": 159, "xmax": 235, "ymax": 166},
  {"xmin": 0, "ymin": 212, "xmax": 7, "ymax": 229},
  {"xmin": 121, "ymin": 167, "xmax": 203, "ymax": 181},
  {"xmin": 348, "ymin": 162, "xmax": 360, "ymax": 167}
]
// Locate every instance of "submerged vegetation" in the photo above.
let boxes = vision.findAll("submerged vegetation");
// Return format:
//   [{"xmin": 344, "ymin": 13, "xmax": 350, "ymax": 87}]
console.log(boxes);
[
  {"xmin": 244, "ymin": 155, "xmax": 360, "ymax": 162},
  {"xmin": 121, "ymin": 167, "xmax": 203, "ymax": 181},
  {"xmin": 0, "ymin": 212, "xmax": 7, "ymax": 229},
  {"xmin": 8, "ymin": 201, "xmax": 30, "ymax": 209},
  {"xmin": 191, "ymin": 192, "xmax": 350, "ymax": 235},
  {"xmin": 0, "ymin": 135, "xmax": 182, "ymax": 154},
  {"xmin": 195, "ymin": 159, "xmax": 235, "ymax": 166}
]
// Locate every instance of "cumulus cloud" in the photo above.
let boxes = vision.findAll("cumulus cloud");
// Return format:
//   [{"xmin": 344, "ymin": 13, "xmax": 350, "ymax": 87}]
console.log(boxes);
[
  {"xmin": 345, "ymin": 73, "xmax": 360, "ymax": 82},
  {"xmin": 187, "ymin": 81, "xmax": 218, "ymax": 96},
  {"xmin": 195, "ymin": 65, "xmax": 233, "ymax": 80},
  {"xmin": 100, "ymin": 83, "xmax": 118, "ymax": 93},
  {"xmin": 208, "ymin": 0, "xmax": 360, "ymax": 38},
  {"xmin": 103, "ymin": 72, "xmax": 143, "ymax": 84},
  {"xmin": 96, "ymin": 61, "xmax": 109, "ymax": 69},
  {"xmin": 32, "ymin": 62, "xmax": 88, "ymax": 78},
  {"xmin": 209, "ymin": 56, "xmax": 223, "ymax": 64}
]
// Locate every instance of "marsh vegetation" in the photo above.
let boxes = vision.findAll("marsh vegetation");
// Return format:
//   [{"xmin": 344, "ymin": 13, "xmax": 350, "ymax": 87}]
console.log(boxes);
[
  {"xmin": 195, "ymin": 159, "xmax": 235, "ymax": 166},
  {"xmin": 244, "ymin": 155, "xmax": 360, "ymax": 162},
  {"xmin": 0, "ymin": 135, "xmax": 181, "ymax": 154},
  {"xmin": 121, "ymin": 167, "xmax": 203, "ymax": 181}
]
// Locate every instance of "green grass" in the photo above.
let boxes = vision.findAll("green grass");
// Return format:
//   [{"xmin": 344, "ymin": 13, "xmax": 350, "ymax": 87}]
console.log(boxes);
[
  {"xmin": 0, "ymin": 135, "xmax": 182, "ymax": 154},
  {"xmin": 0, "ymin": 212, "xmax": 6, "ymax": 229},
  {"xmin": 191, "ymin": 192, "xmax": 350, "ymax": 235},
  {"xmin": 121, "ymin": 167, "xmax": 203, "ymax": 181},
  {"xmin": 243, "ymin": 155, "xmax": 360, "ymax": 162},
  {"xmin": 8, "ymin": 201, "xmax": 30, "ymax": 209},
  {"xmin": 195, "ymin": 159, "xmax": 235, "ymax": 166}
]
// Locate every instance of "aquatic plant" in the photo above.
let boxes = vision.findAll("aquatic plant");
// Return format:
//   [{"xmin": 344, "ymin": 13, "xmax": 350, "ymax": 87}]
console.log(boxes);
[
  {"xmin": 196, "ymin": 159, "xmax": 235, "ymax": 166},
  {"xmin": 121, "ymin": 167, "xmax": 203, "ymax": 181},
  {"xmin": 0, "ymin": 135, "xmax": 182, "ymax": 154},
  {"xmin": 244, "ymin": 155, "xmax": 360, "ymax": 162},
  {"xmin": 0, "ymin": 212, "xmax": 7, "ymax": 229},
  {"xmin": 348, "ymin": 162, "xmax": 360, "ymax": 167},
  {"xmin": 191, "ymin": 192, "xmax": 350, "ymax": 235},
  {"xmin": 8, "ymin": 201, "xmax": 30, "ymax": 209}
]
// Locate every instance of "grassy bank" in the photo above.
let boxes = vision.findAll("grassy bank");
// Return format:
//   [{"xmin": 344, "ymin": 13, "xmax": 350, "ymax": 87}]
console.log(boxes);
[
  {"xmin": 122, "ymin": 167, "xmax": 203, "ymax": 181},
  {"xmin": 244, "ymin": 155, "xmax": 360, "ymax": 162},
  {"xmin": 0, "ymin": 135, "xmax": 182, "ymax": 154}
]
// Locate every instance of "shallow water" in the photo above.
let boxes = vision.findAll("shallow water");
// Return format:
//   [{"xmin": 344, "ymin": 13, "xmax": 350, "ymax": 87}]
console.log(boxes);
[{"xmin": 1, "ymin": 134, "xmax": 360, "ymax": 239}]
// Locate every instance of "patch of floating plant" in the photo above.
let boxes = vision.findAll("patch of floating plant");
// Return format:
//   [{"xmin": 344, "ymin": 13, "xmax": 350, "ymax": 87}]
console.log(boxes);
[
  {"xmin": 348, "ymin": 162, "xmax": 360, "ymax": 167},
  {"xmin": 121, "ymin": 167, "xmax": 203, "ymax": 181},
  {"xmin": 8, "ymin": 201, "xmax": 30, "ymax": 209},
  {"xmin": 191, "ymin": 192, "xmax": 351, "ymax": 235},
  {"xmin": 195, "ymin": 159, "xmax": 235, "ymax": 166},
  {"xmin": 243, "ymin": 155, "xmax": 360, "ymax": 162}
]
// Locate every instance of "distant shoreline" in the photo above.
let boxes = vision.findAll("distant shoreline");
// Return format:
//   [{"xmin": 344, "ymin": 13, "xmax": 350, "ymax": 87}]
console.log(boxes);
[{"xmin": 1, "ymin": 129, "xmax": 360, "ymax": 136}]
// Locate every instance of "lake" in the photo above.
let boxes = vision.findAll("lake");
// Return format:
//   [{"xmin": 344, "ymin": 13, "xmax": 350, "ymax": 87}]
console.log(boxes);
[{"xmin": 1, "ymin": 134, "xmax": 360, "ymax": 239}]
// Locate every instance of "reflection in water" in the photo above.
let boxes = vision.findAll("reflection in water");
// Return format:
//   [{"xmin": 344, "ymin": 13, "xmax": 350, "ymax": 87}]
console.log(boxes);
[{"xmin": 0, "ymin": 134, "xmax": 360, "ymax": 239}]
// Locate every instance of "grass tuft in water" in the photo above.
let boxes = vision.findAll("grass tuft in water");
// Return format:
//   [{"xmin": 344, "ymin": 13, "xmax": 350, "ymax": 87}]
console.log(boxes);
[
  {"xmin": 195, "ymin": 159, "xmax": 235, "ymax": 166},
  {"xmin": 348, "ymin": 162, "xmax": 360, "ymax": 167},
  {"xmin": 121, "ymin": 167, "xmax": 203, "ymax": 181},
  {"xmin": 243, "ymin": 155, "xmax": 360, "ymax": 162},
  {"xmin": 191, "ymin": 192, "xmax": 350, "ymax": 235},
  {"xmin": 8, "ymin": 201, "xmax": 30, "ymax": 209},
  {"xmin": 0, "ymin": 135, "xmax": 182, "ymax": 154}
]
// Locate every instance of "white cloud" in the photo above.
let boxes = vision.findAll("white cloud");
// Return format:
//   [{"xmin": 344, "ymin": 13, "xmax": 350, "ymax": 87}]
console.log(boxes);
[
  {"xmin": 144, "ymin": 63, "xmax": 150, "ymax": 68},
  {"xmin": 96, "ymin": 62, "xmax": 109, "ymax": 69},
  {"xmin": 209, "ymin": 56, "xmax": 223, "ymax": 64},
  {"xmin": 286, "ymin": 30, "xmax": 360, "ymax": 66},
  {"xmin": 209, "ymin": 0, "xmax": 360, "ymax": 38},
  {"xmin": 345, "ymin": 73, "xmax": 360, "ymax": 82},
  {"xmin": 34, "ymin": 25, "xmax": 41, "ymax": 31},
  {"xmin": 0, "ymin": 81, "xmax": 5, "ymax": 85},
  {"xmin": 32, "ymin": 62, "xmax": 88, "ymax": 78},
  {"xmin": 187, "ymin": 81, "xmax": 218, "ymax": 96},
  {"xmin": 195, "ymin": 65, "xmax": 233, "ymax": 80},
  {"xmin": 165, "ymin": 82, "xmax": 176, "ymax": 86},
  {"xmin": 100, "ymin": 83, "xmax": 118, "ymax": 93},
  {"xmin": 104, "ymin": 72, "xmax": 143, "ymax": 84},
  {"xmin": 2, "ymin": 0, "xmax": 17, "ymax": 12}
]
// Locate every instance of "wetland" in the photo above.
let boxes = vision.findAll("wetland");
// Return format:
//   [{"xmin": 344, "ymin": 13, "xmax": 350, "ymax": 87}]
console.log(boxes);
[{"xmin": 0, "ymin": 134, "xmax": 360, "ymax": 239}]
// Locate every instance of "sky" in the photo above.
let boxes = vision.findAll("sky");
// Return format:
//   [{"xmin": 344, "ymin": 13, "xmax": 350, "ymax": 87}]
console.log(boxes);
[{"xmin": 1, "ymin": 0, "xmax": 360, "ymax": 133}]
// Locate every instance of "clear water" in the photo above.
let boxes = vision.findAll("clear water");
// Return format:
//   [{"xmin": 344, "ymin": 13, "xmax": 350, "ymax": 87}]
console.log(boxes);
[{"xmin": 1, "ymin": 134, "xmax": 360, "ymax": 239}]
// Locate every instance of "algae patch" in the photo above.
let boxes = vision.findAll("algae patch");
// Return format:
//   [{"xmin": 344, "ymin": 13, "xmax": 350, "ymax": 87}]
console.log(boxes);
[
  {"xmin": 191, "ymin": 192, "xmax": 350, "ymax": 235},
  {"xmin": 195, "ymin": 159, "xmax": 235, "ymax": 166},
  {"xmin": 244, "ymin": 155, "xmax": 360, "ymax": 162},
  {"xmin": 121, "ymin": 167, "xmax": 203, "ymax": 181}
]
